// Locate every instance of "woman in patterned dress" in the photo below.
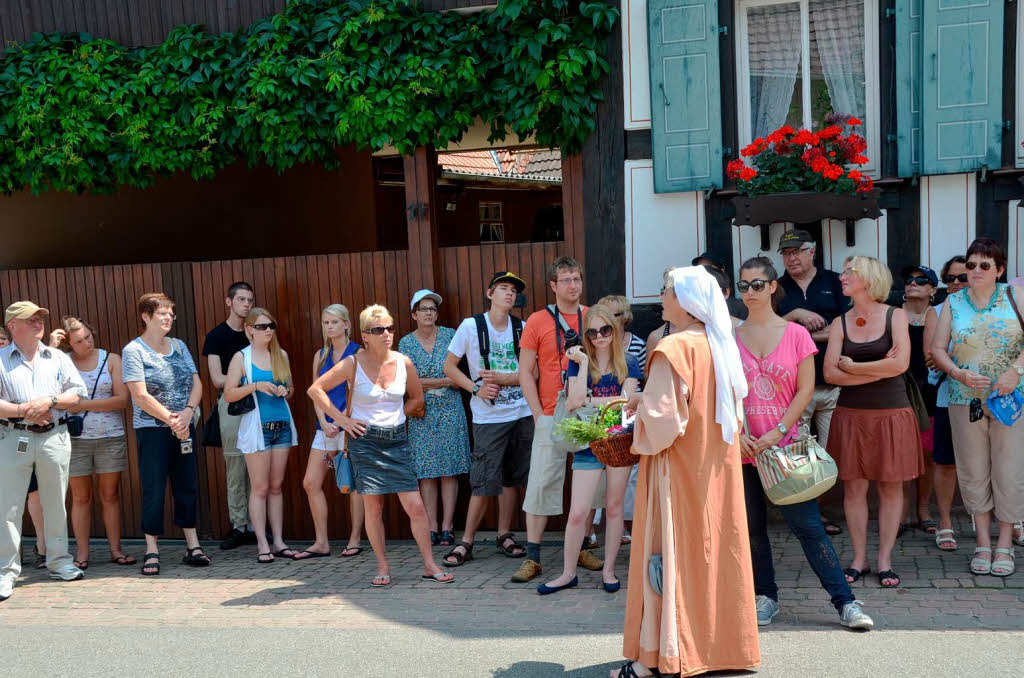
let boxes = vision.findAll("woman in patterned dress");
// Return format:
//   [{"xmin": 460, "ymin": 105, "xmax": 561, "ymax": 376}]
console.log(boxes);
[{"xmin": 399, "ymin": 290, "xmax": 471, "ymax": 546}]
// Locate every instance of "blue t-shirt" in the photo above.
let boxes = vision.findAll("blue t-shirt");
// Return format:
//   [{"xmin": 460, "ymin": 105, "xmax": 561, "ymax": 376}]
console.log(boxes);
[
  {"xmin": 567, "ymin": 353, "xmax": 643, "ymax": 397},
  {"xmin": 252, "ymin": 363, "xmax": 291, "ymax": 424},
  {"xmin": 316, "ymin": 341, "xmax": 359, "ymax": 429},
  {"xmin": 121, "ymin": 337, "xmax": 198, "ymax": 429}
]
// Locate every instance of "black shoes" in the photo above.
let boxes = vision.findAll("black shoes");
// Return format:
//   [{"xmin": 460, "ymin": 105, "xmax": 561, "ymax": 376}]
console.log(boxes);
[{"xmin": 220, "ymin": 528, "xmax": 257, "ymax": 550}]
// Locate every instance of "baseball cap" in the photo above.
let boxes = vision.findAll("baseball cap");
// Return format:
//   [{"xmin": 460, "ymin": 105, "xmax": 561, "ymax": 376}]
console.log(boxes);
[
  {"xmin": 410, "ymin": 289, "xmax": 442, "ymax": 311},
  {"xmin": 901, "ymin": 265, "xmax": 938, "ymax": 287},
  {"xmin": 777, "ymin": 230, "xmax": 815, "ymax": 252},
  {"xmin": 690, "ymin": 251, "xmax": 725, "ymax": 271},
  {"xmin": 5, "ymin": 301, "xmax": 49, "ymax": 324},
  {"xmin": 489, "ymin": 271, "xmax": 526, "ymax": 293}
]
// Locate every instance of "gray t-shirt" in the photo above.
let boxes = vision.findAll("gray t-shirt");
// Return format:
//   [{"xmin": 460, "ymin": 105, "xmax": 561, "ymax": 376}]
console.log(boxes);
[{"xmin": 121, "ymin": 337, "xmax": 198, "ymax": 429}]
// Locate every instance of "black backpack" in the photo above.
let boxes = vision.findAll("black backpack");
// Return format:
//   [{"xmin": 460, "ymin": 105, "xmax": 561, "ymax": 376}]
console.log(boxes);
[{"xmin": 473, "ymin": 313, "xmax": 523, "ymax": 370}]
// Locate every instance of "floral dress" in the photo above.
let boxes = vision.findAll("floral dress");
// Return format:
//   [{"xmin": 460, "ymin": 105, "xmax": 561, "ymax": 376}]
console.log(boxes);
[{"xmin": 399, "ymin": 326, "xmax": 471, "ymax": 479}]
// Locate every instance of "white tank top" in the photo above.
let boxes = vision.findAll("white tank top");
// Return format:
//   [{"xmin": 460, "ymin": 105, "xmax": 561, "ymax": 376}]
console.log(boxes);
[
  {"xmin": 349, "ymin": 355, "xmax": 407, "ymax": 428},
  {"xmin": 78, "ymin": 349, "xmax": 126, "ymax": 440}
]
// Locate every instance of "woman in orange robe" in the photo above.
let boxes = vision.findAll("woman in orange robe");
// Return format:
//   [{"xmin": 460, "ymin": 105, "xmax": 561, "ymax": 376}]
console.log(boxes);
[{"xmin": 615, "ymin": 267, "xmax": 759, "ymax": 678}]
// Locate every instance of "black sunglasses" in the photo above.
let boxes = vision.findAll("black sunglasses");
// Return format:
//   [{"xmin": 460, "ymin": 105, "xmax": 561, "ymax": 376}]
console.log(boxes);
[
  {"xmin": 943, "ymin": 273, "xmax": 968, "ymax": 284},
  {"xmin": 585, "ymin": 324, "xmax": 615, "ymax": 340},
  {"xmin": 364, "ymin": 325, "xmax": 395, "ymax": 335},
  {"xmin": 737, "ymin": 279, "xmax": 770, "ymax": 293},
  {"xmin": 904, "ymin": 276, "xmax": 931, "ymax": 287},
  {"xmin": 969, "ymin": 398, "xmax": 984, "ymax": 423},
  {"xmin": 251, "ymin": 322, "xmax": 276, "ymax": 331},
  {"xmin": 965, "ymin": 261, "xmax": 993, "ymax": 271}
]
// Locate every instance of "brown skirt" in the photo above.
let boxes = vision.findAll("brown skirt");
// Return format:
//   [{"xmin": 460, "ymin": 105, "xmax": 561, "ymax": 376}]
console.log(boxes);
[{"xmin": 827, "ymin": 406, "xmax": 925, "ymax": 482}]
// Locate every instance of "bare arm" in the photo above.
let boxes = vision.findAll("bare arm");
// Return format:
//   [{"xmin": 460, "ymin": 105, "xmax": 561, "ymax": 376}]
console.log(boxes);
[
  {"xmin": 519, "ymin": 347, "xmax": 542, "ymax": 420},
  {"xmin": 125, "ymin": 381, "xmax": 174, "ymax": 426},
  {"xmin": 444, "ymin": 352, "xmax": 476, "ymax": 393},
  {"xmin": 207, "ymin": 355, "xmax": 226, "ymax": 390},
  {"xmin": 223, "ymin": 353, "xmax": 256, "ymax": 403},
  {"xmin": 565, "ymin": 368, "xmax": 588, "ymax": 411},
  {"xmin": 403, "ymin": 355, "xmax": 425, "ymax": 417},
  {"xmin": 308, "ymin": 355, "xmax": 362, "ymax": 436},
  {"xmin": 922, "ymin": 306, "xmax": 939, "ymax": 368},
  {"xmin": 311, "ymin": 352, "xmax": 331, "ymax": 429},
  {"xmin": 822, "ymin": 317, "xmax": 880, "ymax": 386},
  {"xmin": 72, "ymin": 353, "xmax": 130, "ymax": 413}
]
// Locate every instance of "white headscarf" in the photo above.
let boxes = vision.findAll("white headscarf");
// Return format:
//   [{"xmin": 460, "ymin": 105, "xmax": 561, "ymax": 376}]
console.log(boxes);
[{"xmin": 670, "ymin": 266, "xmax": 748, "ymax": 444}]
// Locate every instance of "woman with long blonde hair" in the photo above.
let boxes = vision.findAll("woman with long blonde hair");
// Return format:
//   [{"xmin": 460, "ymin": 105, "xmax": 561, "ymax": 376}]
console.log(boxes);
[
  {"xmin": 537, "ymin": 304, "xmax": 640, "ymax": 595},
  {"xmin": 224, "ymin": 308, "xmax": 299, "ymax": 563},
  {"xmin": 295, "ymin": 304, "xmax": 365, "ymax": 560}
]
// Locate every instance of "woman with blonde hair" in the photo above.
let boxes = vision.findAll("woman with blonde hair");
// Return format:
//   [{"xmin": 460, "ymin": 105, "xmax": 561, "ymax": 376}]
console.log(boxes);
[
  {"xmin": 295, "ymin": 304, "xmax": 364, "ymax": 560},
  {"xmin": 538, "ymin": 304, "xmax": 640, "ymax": 595},
  {"xmin": 308, "ymin": 305, "xmax": 452, "ymax": 586},
  {"xmin": 49, "ymin": 317, "xmax": 133, "ymax": 569},
  {"xmin": 823, "ymin": 256, "xmax": 922, "ymax": 588},
  {"xmin": 224, "ymin": 308, "xmax": 299, "ymax": 563}
]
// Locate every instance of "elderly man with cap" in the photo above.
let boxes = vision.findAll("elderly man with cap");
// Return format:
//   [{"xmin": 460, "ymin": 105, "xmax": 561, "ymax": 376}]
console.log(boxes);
[
  {"xmin": 0, "ymin": 301, "xmax": 88, "ymax": 601},
  {"xmin": 776, "ymin": 230, "xmax": 850, "ymax": 535}
]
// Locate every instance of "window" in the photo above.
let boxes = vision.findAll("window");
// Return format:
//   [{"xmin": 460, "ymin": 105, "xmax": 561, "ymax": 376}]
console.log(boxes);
[
  {"xmin": 736, "ymin": 0, "xmax": 880, "ymax": 175},
  {"xmin": 479, "ymin": 201, "xmax": 504, "ymax": 242},
  {"xmin": 479, "ymin": 202, "xmax": 502, "ymax": 221}
]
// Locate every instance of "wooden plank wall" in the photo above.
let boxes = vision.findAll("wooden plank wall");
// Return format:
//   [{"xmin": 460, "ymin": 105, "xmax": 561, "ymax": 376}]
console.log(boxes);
[{"xmin": 1, "ymin": 0, "xmax": 495, "ymax": 49}]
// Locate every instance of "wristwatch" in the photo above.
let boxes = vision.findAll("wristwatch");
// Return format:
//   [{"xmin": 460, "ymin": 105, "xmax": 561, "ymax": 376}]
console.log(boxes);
[
  {"xmin": 472, "ymin": 383, "xmax": 482, "ymax": 396},
  {"xmin": 776, "ymin": 422, "xmax": 788, "ymax": 436},
  {"xmin": 1014, "ymin": 365, "xmax": 1024, "ymax": 377},
  {"xmin": 49, "ymin": 395, "xmax": 58, "ymax": 408}
]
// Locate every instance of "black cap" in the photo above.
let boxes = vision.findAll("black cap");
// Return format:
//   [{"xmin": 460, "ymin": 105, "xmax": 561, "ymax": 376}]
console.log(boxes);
[
  {"xmin": 777, "ymin": 229, "xmax": 815, "ymax": 252},
  {"xmin": 901, "ymin": 265, "xmax": 939, "ymax": 287},
  {"xmin": 489, "ymin": 271, "xmax": 526, "ymax": 293},
  {"xmin": 691, "ymin": 251, "xmax": 725, "ymax": 271}
]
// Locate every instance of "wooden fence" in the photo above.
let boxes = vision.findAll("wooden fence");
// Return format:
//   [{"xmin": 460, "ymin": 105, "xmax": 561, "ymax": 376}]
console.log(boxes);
[{"xmin": 1, "ymin": 241, "xmax": 574, "ymax": 540}]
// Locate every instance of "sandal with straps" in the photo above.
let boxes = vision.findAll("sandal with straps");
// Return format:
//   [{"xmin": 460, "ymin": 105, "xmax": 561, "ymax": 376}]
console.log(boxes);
[
  {"xmin": 991, "ymin": 548, "xmax": 1016, "ymax": 577},
  {"xmin": 141, "ymin": 553, "xmax": 160, "ymax": 576},
  {"xmin": 613, "ymin": 661, "xmax": 663, "ymax": 678},
  {"xmin": 183, "ymin": 546, "xmax": 211, "ymax": 567},
  {"xmin": 934, "ymin": 529, "xmax": 957, "ymax": 552},
  {"xmin": 971, "ymin": 547, "xmax": 993, "ymax": 575},
  {"xmin": 496, "ymin": 532, "xmax": 526, "ymax": 558},
  {"xmin": 443, "ymin": 541, "xmax": 474, "ymax": 567}
]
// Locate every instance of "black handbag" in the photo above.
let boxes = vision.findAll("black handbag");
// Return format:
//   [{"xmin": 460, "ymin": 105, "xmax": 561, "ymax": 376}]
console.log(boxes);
[
  {"xmin": 202, "ymin": 401, "xmax": 222, "ymax": 447},
  {"xmin": 227, "ymin": 377, "xmax": 256, "ymax": 416},
  {"xmin": 68, "ymin": 352, "xmax": 109, "ymax": 438}
]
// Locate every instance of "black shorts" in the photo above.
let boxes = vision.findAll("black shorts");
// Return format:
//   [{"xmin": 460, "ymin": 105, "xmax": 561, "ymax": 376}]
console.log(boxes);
[
  {"xmin": 470, "ymin": 416, "xmax": 534, "ymax": 496},
  {"xmin": 932, "ymin": 407, "xmax": 956, "ymax": 466},
  {"xmin": 27, "ymin": 468, "xmax": 38, "ymax": 494}
]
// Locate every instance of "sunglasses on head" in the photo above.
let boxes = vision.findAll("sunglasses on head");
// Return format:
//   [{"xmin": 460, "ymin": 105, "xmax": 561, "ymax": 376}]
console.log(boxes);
[
  {"xmin": 965, "ymin": 261, "xmax": 994, "ymax": 271},
  {"xmin": 585, "ymin": 324, "xmax": 615, "ymax": 340},
  {"xmin": 943, "ymin": 273, "xmax": 968, "ymax": 284},
  {"xmin": 736, "ymin": 279, "xmax": 769, "ymax": 293},
  {"xmin": 904, "ymin": 276, "xmax": 931, "ymax": 286},
  {"xmin": 364, "ymin": 325, "xmax": 394, "ymax": 335},
  {"xmin": 251, "ymin": 322, "xmax": 276, "ymax": 331}
]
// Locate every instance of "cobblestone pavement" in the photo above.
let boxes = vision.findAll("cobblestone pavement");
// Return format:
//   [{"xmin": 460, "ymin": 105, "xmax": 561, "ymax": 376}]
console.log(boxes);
[{"xmin": 2, "ymin": 514, "xmax": 1021, "ymax": 634}]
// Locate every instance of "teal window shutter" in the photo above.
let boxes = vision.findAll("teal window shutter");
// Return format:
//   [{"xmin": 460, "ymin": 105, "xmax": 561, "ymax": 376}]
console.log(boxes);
[
  {"xmin": 895, "ymin": 0, "xmax": 922, "ymax": 178},
  {"xmin": 920, "ymin": 0, "xmax": 1004, "ymax": 175},
  {"xmin": 647, "ymin": 0, "xmax": 723, "ymax": 194}
]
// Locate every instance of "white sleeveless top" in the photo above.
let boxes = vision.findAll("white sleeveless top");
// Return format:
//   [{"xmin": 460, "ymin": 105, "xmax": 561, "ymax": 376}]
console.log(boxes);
[
  {"xmin": 78, "ymin": 349, "xmax": 126, "ymax": 440},
  {"xmin": 349, "ymin": 355, "xmax": 407, "ymax": 428}
]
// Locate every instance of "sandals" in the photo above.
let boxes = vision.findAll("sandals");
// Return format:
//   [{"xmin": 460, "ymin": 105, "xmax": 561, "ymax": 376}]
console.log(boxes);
[
  {"xmin": 971, "ymin": 547, "xmax": 993, "ymax": 575},
  {"xmin": 822, "ymin": 520, "xmax": 843, "ymax": 536},
  {"xmin": 141, "ymin": 553, "xmax": 160, "ymax": 576},
  {"xmin": 878, "ymin": 569, "xmax": 901, "ymax": 588},
  {"xmin": 182, "ymin": 546, "xmax": 211, "ymax": 567},
  {"xmin": 73, "ymin": 559, "xmax": 89, "ymax": 570},
  {"xmin": 918, "ymin": 519, "xmax": 938, "ymax": 535},
  {"xmin": 257, "ymin": 552, "xmax": 275, "ymax": 564},
  {"xmin": 443, "ymin": 541, "xmax": 475, "ymax": 567},
  {"xmin": 421, "ymin": 571, "xmax": 455, "ymax": 584},
  {"xmin": 613, "ymin": 661, "xmax": 663, "ymax": 678},
  {"xmin": 1014, "ymin": 522, "xmax": 1024, "ymax": 547},
  {"xmin": 896, "ymin": 522, "xmax": 911, "ymax": 538},
  {"xmin": 292, "ymin": 550, "xmax": 331, "ymax": 560},
  {"xmin": 111, "ymin": 553, "xmax": 137, "ymax": 566},
  {"xmin": 496, "ymin": 533, "xmax": 526, "ymax": 558},
  {"xmin": 370, "ymin": 574, "xmax": 392, "ymax": 587},
  {"xmin": 272, "ymin": 548, "xmax": 299, "ymax": 559},
  {"xmin": 934, "ymin": 529, "xmax": 957, "ymax": 552},
  {"xmin": 991, "ymin": 548, "xmax": 1016, "ymax": 577},
  {"xmin": 439, "ymin": 530, "xmax": 456, "ymax": 547},
  {"xmin": 844, "ymin": 567, "xmax": 870, "ymax": 583},
  {"xmin": 340, "ymin": 546, "xmax": 363, "ymax": 558}
]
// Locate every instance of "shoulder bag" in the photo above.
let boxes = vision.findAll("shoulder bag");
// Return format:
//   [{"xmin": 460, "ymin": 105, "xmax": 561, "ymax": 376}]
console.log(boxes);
[
  {"xmin": 754, "ymin": 423, "xmax": 838, "ymax": 506},
  {"xmin": 334, "ymin": 356, "xmax": 358, "ymax": 494},
  {"xmin": 67, "ymin": 352, "xmax": 109, "ymax": 438}
]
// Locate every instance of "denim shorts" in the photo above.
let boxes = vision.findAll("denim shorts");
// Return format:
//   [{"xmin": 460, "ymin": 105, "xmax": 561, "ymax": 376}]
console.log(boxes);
[
  {"xmin": 572, "ymin": 448, "xmax": 605, "ymax": 471},
  {"xmin": 261, "ymin": 422, "xmax": 294, "ymax": 450}
]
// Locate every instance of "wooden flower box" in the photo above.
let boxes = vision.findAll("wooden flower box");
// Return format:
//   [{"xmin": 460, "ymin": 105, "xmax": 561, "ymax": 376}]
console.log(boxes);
[{"xmin": 730, "ymin": 190, "xmax": 882, "ymax": 227}]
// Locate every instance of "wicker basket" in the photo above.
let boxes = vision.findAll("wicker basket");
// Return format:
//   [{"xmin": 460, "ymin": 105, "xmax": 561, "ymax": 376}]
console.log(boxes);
[{"xmin": 590, "ymin": 399, "xmax": 640, "ymax": 468}]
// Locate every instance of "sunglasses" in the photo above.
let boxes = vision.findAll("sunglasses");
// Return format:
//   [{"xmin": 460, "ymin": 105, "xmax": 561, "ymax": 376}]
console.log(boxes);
[
  {"xmin": 904, "ymin": 276, "xmax": 931, "ymax": 287},
  {"xmin": 251, "ymin": 322, "xmax": 276, "ymax": 331},
  {"xmin": 943, "ymin": 273, "xmax": 968, "ymax": 284},
  {"xmin": 965, "ymin": 261, "xmax": 994, "ymax": 271},
  {"xmin": 364, "ymin": 325, "xmax": 395, "ymax": 335},
  {"xmin": 585, "ymin": 324, "xmax": 615, "ymax": 340},
  {"xmin": 737, "ymin": 279, "xmax": 770, "ymax": 293},
  {"xmin": 969, "ymin": 398, "xmax": 984, "ymax": 423}
]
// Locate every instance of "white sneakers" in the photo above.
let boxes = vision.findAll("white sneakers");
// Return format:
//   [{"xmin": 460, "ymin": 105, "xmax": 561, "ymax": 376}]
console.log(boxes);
[
  {"xmin": 48, "ymin": 563, "xmax": 85, "ymax": 582},
  {"xmin": 840, "ymin": 601, "xmax": 874, "ymax": 630},
  {"xmin": 0, "ymin": 577, "xmax": 12, "ymax": 601}
]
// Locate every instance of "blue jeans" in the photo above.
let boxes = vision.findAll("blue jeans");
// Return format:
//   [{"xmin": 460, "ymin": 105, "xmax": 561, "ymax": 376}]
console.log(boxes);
[{"xmin": 742, "ymin": 464, "xmax": 853, "ymax": 612}]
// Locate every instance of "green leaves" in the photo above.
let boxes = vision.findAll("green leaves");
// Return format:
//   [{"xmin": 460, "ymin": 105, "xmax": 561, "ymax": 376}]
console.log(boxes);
[{"xmin": 0, "ymin": 0, "xmax": 616, "ymax": 194}]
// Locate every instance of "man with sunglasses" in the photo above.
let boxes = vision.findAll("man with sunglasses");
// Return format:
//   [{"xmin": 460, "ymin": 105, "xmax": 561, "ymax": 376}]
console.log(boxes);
[
  {"xmin": 442, "ymin": 272, "xmax": 532, "ymax": 568},
  {"xmin": 776, "ymin": 230, "xmax": 850, "ymax": 535}
]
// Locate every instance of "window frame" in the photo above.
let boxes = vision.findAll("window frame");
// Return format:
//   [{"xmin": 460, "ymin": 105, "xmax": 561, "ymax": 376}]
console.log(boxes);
[
  {"xmin": 1016, "ymin": 0, "xmax": 1024, "ymax": 168},
  {"xmin": 734, "ymin": 0, "xmax": 880, "ymax": 176}
]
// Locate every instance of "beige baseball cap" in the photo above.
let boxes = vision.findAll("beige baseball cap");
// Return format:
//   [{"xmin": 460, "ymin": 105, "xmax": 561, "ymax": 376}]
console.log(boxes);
[{"xmin": 4, "ymin": 301, "xmax": 49, "ymax": 324}]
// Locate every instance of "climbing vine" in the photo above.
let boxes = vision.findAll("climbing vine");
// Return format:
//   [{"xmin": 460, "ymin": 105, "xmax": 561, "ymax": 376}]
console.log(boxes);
[{"xmin": 0, "ymin": 0, "xmax": 618, "ymax": 194}]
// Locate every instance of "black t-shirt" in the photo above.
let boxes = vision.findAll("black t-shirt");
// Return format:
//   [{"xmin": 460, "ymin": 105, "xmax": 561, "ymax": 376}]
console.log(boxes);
[
  {"xmin": 201, "ymin": 322, "xmax": 250, "ymax": 377},
  {"xmin": 778, "ymin": 268, "xmax": 849, "ymax": 386}
]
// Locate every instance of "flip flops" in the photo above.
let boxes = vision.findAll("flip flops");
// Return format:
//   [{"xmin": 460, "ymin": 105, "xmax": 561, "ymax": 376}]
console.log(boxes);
[
  {"xmin": 340, "ymin": 546, "xmax": 363, "ymax": 558},
  {"xmin": 292, "ymin": 550, "xmax": 330, "ymax": 560},
  {"xmin": 917, "ymin": 519, "xmax": 938, "ymax": 535},
  {"xmin": 421, "ymin": 571, "xmax": 455, "ymax": 584},
  {"xmin": 370, "ymin": 574, "xmax": 392, "ymax": 587}
]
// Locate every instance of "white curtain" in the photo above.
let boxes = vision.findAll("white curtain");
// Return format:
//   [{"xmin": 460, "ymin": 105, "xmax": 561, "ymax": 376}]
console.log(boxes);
[
  {"xmin": 748, "ymin": 2, "xmax": 802, "ymax": 139},
  {"xmin": 811, "ymin": 0, "xmax": 865, "ymax": 121}
]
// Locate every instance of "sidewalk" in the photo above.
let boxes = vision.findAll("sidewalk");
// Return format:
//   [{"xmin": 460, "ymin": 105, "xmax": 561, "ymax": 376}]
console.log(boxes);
[{"xmin": 1, "ymin": 514, "xmax": 1020, "ymax": 633}]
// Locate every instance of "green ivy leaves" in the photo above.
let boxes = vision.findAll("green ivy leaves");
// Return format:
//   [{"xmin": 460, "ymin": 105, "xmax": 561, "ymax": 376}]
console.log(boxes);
[{"xmin": 0, "ymin": 0, "xmax": 618, "ymax": 195}]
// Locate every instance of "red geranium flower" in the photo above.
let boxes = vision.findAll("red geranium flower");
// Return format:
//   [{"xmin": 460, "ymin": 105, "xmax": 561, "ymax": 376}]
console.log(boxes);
[
  {"xmin": 852, "ymin": 154, "xmax": 869, "ymax": 164},
  {"xmin": 848, "ymin": 169, "xmax": 863, "ymax": 181},
  {"xmin": 822, "ymin": 164, "xmax": 844, "ymax": 180},
  {"xmin": 817, "ymin": 125, "xmax": 842, "ymax": 141},
  {"xmin": 856, "ymin": 177, "xmax": 874, "ymax": 193},
  {"xmin": 738, "ymin": 167, "xmax": 758, "ymax": 182},
  {"xmin": 791, "ymin": 129, "xmax": 818, "ymax": 146},
  {"xmin": 847, "ymin": 117, "xmax": 862, "ymax": 126},
  {"xmin": 726, "ymin": 158, "xmax": 746, "ymax": 179}
]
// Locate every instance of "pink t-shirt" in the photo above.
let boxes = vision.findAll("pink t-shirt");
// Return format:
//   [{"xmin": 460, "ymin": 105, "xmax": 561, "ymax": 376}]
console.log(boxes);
[{"xmin": 737, "ymin": 322, "xmax": 818, "ymax": 463}]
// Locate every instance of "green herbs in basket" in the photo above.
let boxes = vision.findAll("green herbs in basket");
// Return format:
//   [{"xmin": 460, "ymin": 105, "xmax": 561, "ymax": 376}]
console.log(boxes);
[{"xmin": 555, "ymin": 408, "xmax": 626, "ymax": 447}]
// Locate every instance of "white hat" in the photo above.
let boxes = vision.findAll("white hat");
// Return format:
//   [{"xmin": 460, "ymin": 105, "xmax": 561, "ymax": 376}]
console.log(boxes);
[{"xmin": 410, "ymin": 289, "xmax": 442, "ymax": 311}]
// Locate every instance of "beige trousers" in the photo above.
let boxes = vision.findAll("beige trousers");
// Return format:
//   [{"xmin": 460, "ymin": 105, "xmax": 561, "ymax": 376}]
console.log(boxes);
[
  {"xmin": 0, "ymin": 425, "xmax": 73, "ymax": 584},
  {"xmin": 948, "ymin": 405, "xmax": 1024, "ymax": 523},
  {"xmin": 218, "ymin": 394, "xmax": 250, "ymax": 530},
  {"xmin": 801, "ymin": 385, "xmax": 841, "ymax": 447}
]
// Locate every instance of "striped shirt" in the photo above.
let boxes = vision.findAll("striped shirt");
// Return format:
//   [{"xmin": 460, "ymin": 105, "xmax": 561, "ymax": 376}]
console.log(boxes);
[
  {"xmin": 626, "ymin": 332, "xmax": 647, "ymax": 375},
  {"xmin": 0, "ymin": 342, "xmax": 87, "ymax": 417}
]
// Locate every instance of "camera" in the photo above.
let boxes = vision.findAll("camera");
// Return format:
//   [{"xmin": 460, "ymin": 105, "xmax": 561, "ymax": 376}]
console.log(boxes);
[
  {"xmin": 180, "ymin": 440, "xmax": 193, "ymax": 455},
  {"xmin": 563, "ymin": 328, "xmax": 581, "ymax": 352}
]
